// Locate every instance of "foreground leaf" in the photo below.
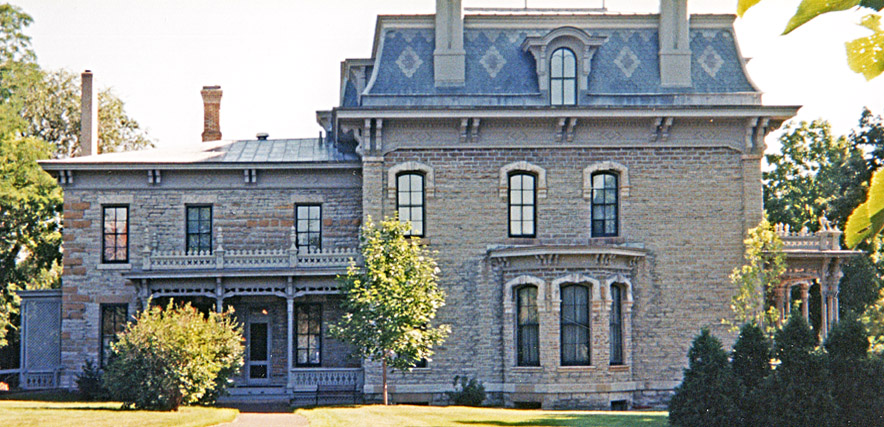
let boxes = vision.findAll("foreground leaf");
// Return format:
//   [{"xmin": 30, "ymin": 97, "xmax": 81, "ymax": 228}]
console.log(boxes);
[
  {"xmin": 784, "ymin": 0, "xmax": 860, "ymax": 34},
  {"xmin": 846, "ymin": 14, "xmax": 884, "ymax": 80},
  {"xmin": 737, "ymin": 0, "xmax": 764, "ymax": 17}
]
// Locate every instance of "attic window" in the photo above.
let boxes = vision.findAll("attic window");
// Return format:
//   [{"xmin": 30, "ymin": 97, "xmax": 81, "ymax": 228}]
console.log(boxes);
[{"xmin": 521, "ymin": 27, "xmax": 607, "ymax": 105}]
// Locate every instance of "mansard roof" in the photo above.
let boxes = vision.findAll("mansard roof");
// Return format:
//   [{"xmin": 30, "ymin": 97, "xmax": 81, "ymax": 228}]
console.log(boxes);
[
  {"xmin": 40, "ymin": 137, "xmax": 359, "ymax": 169},
  {"xmin": 342, "ymin": 13, "xmax": 760, "ymax": 108}
]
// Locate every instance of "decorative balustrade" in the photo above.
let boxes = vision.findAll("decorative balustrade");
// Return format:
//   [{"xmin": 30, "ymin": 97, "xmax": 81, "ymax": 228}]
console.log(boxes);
[
  {"xmin": 774, "ymin": 218, "xmax": 842, "ymax": 251},
  {"xmin": 290, "ymin": 368, "xmax": 363, "ymax": 392},
  {"xmin": 21, "ymin": 370, "xmax": 60, "ymax": 389},
  {"xmin": 142, "ymin": 226, "xmax": 359, "ymax": 271}
]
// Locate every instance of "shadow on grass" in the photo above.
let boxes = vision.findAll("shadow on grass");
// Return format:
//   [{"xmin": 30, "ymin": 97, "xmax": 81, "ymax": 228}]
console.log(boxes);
[
  {"xmin": 457, "ymin": 413, "xmax": 667, "ymax": 426},
  {"xmin": 0, "ymin": 389, "xmax": 80, "ymax": 402}
]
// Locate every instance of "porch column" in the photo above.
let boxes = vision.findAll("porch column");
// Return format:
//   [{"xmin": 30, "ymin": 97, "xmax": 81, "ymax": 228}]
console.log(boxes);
[
  {"xmin": 800, "ymin": 282, "xmax": 809, "ymax": 321},
  {"xmin": 820, "ymin": 285, "xmax": 828, "ymax": 337},
  {"xmin": 775, "ymin": 287, "xmax": 786, "ymax": 325},
  {"xmin": 215, "ymin": 278, "xmax": 224, "ymax": 313},
  {"xmin": 286, "ymin": 277, "xmax": 294, "ymax": 392}
]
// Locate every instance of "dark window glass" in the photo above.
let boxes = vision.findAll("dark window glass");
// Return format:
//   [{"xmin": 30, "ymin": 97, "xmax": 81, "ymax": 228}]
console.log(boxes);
[
  {"xmin": 102, "ymin": 206, "xmax": 128, "ymax": 263},
  {"xmin": 295, "ymin": 204, "xmax": 322, "ymax": 252},
  {"xmin": 249, "ymin": 322, "xmax": 269, "ymax": 379},
  {"xmin": 517, "ymin": 286, "xmax": 540, "ymax": 366},
  {"xmin": 186, "ymin": 205, "xmax": 212, "ymax": 253},
  {"xmin": 100, "ymin": 304, "xmax": 128, "ymax": 368},
  {"xmin": 561, "ymin": 285, "xmax": 590, "ymax": 366},
  {"xmin": 550, "ymin": 47, "xmax": 577, "ymax": 106},
  {"xmin": 509, "ymin": 173, "xmax": 536, "ymax": 237},
  {"xmin": 295, "ymin": 304, "xmax": 321, "ymax": 366},
  {"xmin": 397, "ymin": 173, "xmax": 425, "ymax": 237},
  {"xmin": 610, "ymin": 285, "xmax": 624, "ymax": 365},
  {"xmin": 414, "ymin": 358, "xmax": 428, "ymax": 368},
  {"xmin": 591, "ymin": 173, "xmax": 618, "ymax": 237}
]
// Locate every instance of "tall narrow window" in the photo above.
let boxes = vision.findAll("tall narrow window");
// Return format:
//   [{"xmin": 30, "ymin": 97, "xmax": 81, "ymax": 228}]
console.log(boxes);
[
  {"xmin": 550, "ymin": 47, "xmax": 577, "ymax": 106},
  {"xmin": 295, "ymin": 204, "xmax": 322, "ymax": 252},
  {"xmin": 509, "ymin": 173, "xmax": 536, "ymax": 237},
  {"xmin": 517, "ymin": 286, "xmax": 540, "ymax": 366},
  {"xmin": 186, "ymin": 205, "xmax": 212, "ymax": 253},
  {"xmin": 295, "ymin": 304, "xmax": 321, "ymax": 366},
  {"xmin": 610, "ymin": 285, "xmax": 623, "ymax": 365},
  {"xmin": 591, "ymin": 173, "xmax": 618, "ymax": 237},
  {"xmin": 100, "ymin": 304, "xmax": 128, "ymax": 368},
  {"xmin": 102, "ymin": 206, "xmax": 128, "ymax": 263},
  {"xmin": 561, "ymin": 285, "xmax": 590, "ymax": 366},
  {"xmin": 397, "ymin": 172, "xmax": 425, "ymax": 237}
]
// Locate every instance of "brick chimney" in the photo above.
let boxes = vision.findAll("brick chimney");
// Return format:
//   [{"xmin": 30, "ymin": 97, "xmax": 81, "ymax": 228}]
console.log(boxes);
[
  {"xmin": 659, "ymin": 0, "xmax": 691, "ymax": 87},
  {"xmin": 201, "ymin": 85, "xmax": 222, "ymax": 142},
  {"xmin": 79, "ymin": 70, "xmax": 98, "ymax": 156}
]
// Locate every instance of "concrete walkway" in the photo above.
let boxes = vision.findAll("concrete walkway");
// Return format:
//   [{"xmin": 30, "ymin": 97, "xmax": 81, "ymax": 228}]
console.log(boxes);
[{"xmin": 215, "ymin": 401, "xmax": 309, "ymax": 427}]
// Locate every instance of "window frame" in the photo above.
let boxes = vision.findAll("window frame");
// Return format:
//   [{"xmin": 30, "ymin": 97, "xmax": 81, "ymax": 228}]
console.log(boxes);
[
  {"xmin": 550, "ymin": 47, "xmax": 577, "ymax": 106},
  {"xmin": 560, "ymin": 284, "xmax": 591, "ymax": 366},
  {"xmin": 99, "ymin": 304, "xmax": 128, "ymax": 368},
  {"xmin": 101, "ymin": 205, "xmax": 129, "ymax": 264},
  {"xmin": 295, "ymin": 204, "xmax": 322, "ymax": 252},
  {"xmin": 185, "ymin": 205, "xmax": 213, "ymax": 254},
  {"xmin": 610, "ymin": 285, "xmax": 624, "ymax": 365},
  {"xmin": 516, "ymin": 285, "xmax": 540, "ymax": 367},
  {"xmin": 294, "ymin": 303, "xmax": 322, "ymax": 367},
  {"xmin": 591, "ymin": 172, "xmax": 619, "ymax": 238},
  {"xmin": 396, "ymin": 172, "xmax": 426, "ymax": 237},
  {"xmin": 508, "ymin": 172, "xmax": 537, "ymax": 238}
]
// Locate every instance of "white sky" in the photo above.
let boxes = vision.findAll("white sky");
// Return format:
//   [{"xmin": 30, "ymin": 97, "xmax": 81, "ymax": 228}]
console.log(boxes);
[{"xmin": 12, "ymin": 0, "xmax": 884, "ymax": 149}]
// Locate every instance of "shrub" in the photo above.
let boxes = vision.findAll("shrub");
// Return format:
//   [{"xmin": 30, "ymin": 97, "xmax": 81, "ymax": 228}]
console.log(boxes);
[
  {"xmin": 102, "ymin": 301, "xmax": 243, "ymax": 411},
  {"xmin": 825, "ymin": 313, "xmax": 884, "ymax": 426},
  {"xmin": 668, "ymin": 329, "xmax": 740, "ymax": 427},
  {"xmin": 447, "ymin": 375, "xmax": 485, "ymax": 406},
  {"xmin": 730, "ymin": 323, "xmax": 769, "ymax": 427},
  {"xmin": 75, "ymin": 359, "xmax": 108, "ymax": 401}
]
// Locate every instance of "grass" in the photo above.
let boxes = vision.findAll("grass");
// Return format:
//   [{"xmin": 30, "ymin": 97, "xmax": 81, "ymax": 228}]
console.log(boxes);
[
  {"xmin": 0, "ymin": 391, "xmax": 238, "ymax": 427},
  {"xmin": 296, "ymin": 405, "xmax": 669, "ymax": 427}
]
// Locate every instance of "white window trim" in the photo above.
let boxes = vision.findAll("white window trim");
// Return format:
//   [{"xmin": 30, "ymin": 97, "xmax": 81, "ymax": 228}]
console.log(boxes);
[
  {"xmin": 503, "ymin": 275, "xmax": 547, "ymax": 314},
  {"xmin": 499, "ymin": 161, "xmax": 547, "ymax": 199},
  {"xmin": 583, "ymin": 161, "xmax": 630, "ymax": 199},
  {"xmin": 388, "ymin": 161, "xmax": 434, "ymax": 199},
  {"xmin": 604, "ymin": 273, "xmax": 634, "ymax": 304},
  {"xmin": 550, "ymin": 274, "xmax": 601, "ymax": 305}
]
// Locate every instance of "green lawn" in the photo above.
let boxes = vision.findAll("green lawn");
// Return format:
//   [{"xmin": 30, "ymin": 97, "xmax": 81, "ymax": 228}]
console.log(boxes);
[
  {"xmin": 0, "ymin": 393, "xmax": 237, "ymax": 427},
  {"xmin": 296, "ymin": 405, "xmax": 669, "ymax": 427}
]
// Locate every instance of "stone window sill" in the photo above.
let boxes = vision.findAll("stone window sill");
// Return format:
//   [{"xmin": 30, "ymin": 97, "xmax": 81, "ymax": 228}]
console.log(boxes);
[
  {"xmin": 408, "ymin": 367, "xmax": 432, "ymax": 373},
  {"xmin": 608, "ymin": 365, "xmax": 629, "ymax": 372},
  {"xmin": 97, "ymin": 263, "xmax": 132, "ymax": 270},
  {"xmin": 511, "ymin": 367, "xmax": 543, "ymax": 373},
  {"xmin": 557, "ymin": 365, "xmax": 597, "ymax": 372}
]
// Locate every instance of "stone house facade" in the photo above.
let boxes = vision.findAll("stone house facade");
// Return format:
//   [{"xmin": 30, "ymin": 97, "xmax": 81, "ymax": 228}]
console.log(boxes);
[{"xmin": 32, "ymin": 0, "xmax": 820, "ymax": 409}]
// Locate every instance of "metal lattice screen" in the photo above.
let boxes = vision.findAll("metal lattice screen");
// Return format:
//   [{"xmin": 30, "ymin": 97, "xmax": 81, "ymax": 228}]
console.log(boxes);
[{"xmin": 24, "ymin": 299, "xmax": 61, "ymax": 371}]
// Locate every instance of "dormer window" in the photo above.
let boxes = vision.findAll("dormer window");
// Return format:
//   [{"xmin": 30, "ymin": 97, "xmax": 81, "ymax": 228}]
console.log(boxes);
[
  {"xmin": 550, "ymin": 48, "xmax": 577, "ymax": 106},
  {"xmin": 522, "ymin": 27, "xmax": 607, "ymax": 106}
]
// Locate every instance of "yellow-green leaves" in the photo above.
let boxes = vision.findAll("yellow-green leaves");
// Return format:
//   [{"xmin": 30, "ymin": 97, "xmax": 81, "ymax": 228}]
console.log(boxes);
[
  {"xmin": 784, "ymin": 0, "xmax": 860, "ymax": 34},
  {"xmin": 737, "ymin": 0, "xmax": 765, "ymax": 17},
  {"xmin": 846, "ymin": 14, "xmax": 884, "ymax": 80},
  {"xmin": 845, "ymin": 168, "xmax": 884, "ymax": 247}
]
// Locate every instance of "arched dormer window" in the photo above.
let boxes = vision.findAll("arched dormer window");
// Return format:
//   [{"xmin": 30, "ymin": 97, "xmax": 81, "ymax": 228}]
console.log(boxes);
[{"xmin": 550, "ymin": 48, "xmax": 577, "ymax": 106}]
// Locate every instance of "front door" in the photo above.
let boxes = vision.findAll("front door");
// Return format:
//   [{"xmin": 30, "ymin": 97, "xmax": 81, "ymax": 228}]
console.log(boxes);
[{"xmin": 247, "ymin": 315, "xmax": 270, "ymax": 384}]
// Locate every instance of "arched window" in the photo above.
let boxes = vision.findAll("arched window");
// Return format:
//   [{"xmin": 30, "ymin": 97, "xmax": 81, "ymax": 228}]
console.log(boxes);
[
  {"xmin": 591, "ymin": 172, "xmax": 618, "ymax": 237},
  {"xmin": 561, "ymin": 284, "xmax": 590, "ymax": 366},
  {"xmin": 550, "ymin": 47, "xmax": 577, "ymax": 106},
  {"xmin": 397, "ymin": 172, "xmax": 425, "ymax": 237},
  {"xmin": 517, "ymin": 286, "xmax": 540, "ymax": 366},
  {"xmin": 509, "ymin": 172, "xmax": 536, "ymax": 237},
  {"xmin": 610, "ymin": 285, "xmax": 623, "ymax": 365}
]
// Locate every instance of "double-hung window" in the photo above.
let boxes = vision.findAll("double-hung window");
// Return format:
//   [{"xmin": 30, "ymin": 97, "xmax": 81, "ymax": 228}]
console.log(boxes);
[
  {"xmin": 610, "ymin": 285, "xmax": 624, "ymax": 365},
  {"xmin": 550, "ymin": 47, "xmax": 577, "ymax": 105},
  {"xmin": 397, "ymin": 172, "xmax": 425, "ymax": 237},
  {"xmin": 509, "ymin": 173, "xmax": 536, "ymax": 237},
  {"xmin": 591, "ymin": 173, "xmax": 618, "ymax": 237},
  {"xmin": 295, "ymin": 204, "xmax": 322, "ymax": 252},
  {"xmin": 102, "ymin": 206, "xmax": 128, "ymax": 263},
  {"xmin": 561, "ymin": 285, "xmax": 591, "ymax": 366},
  {"xmin": 517, "ymin": 286, "xmax": 540, "ymax": 366},
  {"xmin": 295, "ymin": 304, "xmax": 321, "ymax": 366},
  {"xmin": 100, "ymin": 304, "xmax": 128, "ymax": 368},
  {"xmin": 186, "ymin": 205, "xmax": 212, "ymax": 253}
]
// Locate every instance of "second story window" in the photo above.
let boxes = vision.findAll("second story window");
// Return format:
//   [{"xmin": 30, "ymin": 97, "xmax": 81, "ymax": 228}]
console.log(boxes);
[
  {"xmin": 295, "ymin": 204, "xmax": 322, "ymax": 252},
  {"xmin": 186, "ymin": 205, "xmax": 212, "ymax": 254},
  {"xmin": 591, "ymin": 172, "xmax": 618, "ymax": 237},
  {"xmin": 509, "ymin": 172, "xmax": 536, "ymax": 237},
  {"xmin": 397, "ymin": 172, "xmax": 425, "ymax": 237},
  {"xmin": 102, "ymin": 206, "xmax": 128, "ymax": 263},
  {"xmin": 550, "ymin": 47, "xmax": 577, "ymax": 106}
]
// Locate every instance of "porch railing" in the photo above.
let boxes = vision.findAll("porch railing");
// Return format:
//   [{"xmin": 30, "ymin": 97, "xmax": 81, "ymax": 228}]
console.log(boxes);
[
  {"xmin": 775, "ymin": 220, "xmax": 842, "ymax": 251},
  {"xmin": 142, "ymin": 227, "xmax": 359, "ymax": 271},
  {"xmin": 289, "ymin": 368, "xmax": 363, "ymax": 392}
]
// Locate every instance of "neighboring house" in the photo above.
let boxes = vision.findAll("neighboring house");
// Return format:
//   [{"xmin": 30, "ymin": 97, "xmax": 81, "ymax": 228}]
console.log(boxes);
[{"xmin": 24, "ymin": 0, "xmax": 855, "ymax": 408}]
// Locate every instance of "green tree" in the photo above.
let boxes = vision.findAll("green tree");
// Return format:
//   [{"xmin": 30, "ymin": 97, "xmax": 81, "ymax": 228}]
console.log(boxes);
[
  {"xmin": 730, "ymin": 323, "xmax": 770, "ymax": 427},
  {"xmin": 825, "ymin": 312, "xmax": 884, "ymax": 425},
  {"xmin": 330, "ymin": 216, "xmax": 450, "ymax": 405},
  {"xmin": 725, "ymin": 219, "xmax": 785, "ymax": 335},
  {"xmin": 102, "ymin": 301, "xmax": 244, "ymax": 411},
  {"xmin": 738, "ymin": 0, "xmax": 884, "ymax": 80},
  {"xmin": 668, "ymin": 329, "xmax": 741, "ymax": 427}
]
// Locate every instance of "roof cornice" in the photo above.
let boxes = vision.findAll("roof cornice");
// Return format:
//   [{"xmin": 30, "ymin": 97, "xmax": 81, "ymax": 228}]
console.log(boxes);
[{"xmin": 38, "ymin": 161, "xmax": 362, "ymax": 171}]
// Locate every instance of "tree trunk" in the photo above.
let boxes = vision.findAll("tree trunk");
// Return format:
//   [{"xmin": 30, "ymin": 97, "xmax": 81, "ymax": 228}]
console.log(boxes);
[{"xmin": 382, "ymin": 357, "xmax": 389, "ymax": 405}]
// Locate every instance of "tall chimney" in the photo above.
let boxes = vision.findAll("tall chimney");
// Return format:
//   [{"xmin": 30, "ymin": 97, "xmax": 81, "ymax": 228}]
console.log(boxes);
[
  {"xmin": 659, "ymin": 0, "xmax": 691, "ymax": 87},
  {"xmin": 201, "ymin": 85, "xmax": 222, "ymax": 142},
  {"xmin": 79, "ymin": 70, "xmax": 98, "ymax": 156},
  {"xmin": 433, "ymin": 0, "xmax": 465, "ymax": 87}
]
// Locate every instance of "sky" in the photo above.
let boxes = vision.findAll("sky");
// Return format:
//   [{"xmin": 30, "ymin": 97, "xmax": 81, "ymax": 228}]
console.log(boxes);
[{"xmin": 11, "ymin": 0, "xmax": 884, "ymax": 150}]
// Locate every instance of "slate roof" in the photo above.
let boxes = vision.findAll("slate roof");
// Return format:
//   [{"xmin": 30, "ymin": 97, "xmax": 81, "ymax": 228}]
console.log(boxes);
[
  {"xmin": 40, "ymin": 138, "xmax": 359, "ymax": 167},
  {"xmin": 346, "ymin": 20, "xmax": 758, "ymax": 108}
]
